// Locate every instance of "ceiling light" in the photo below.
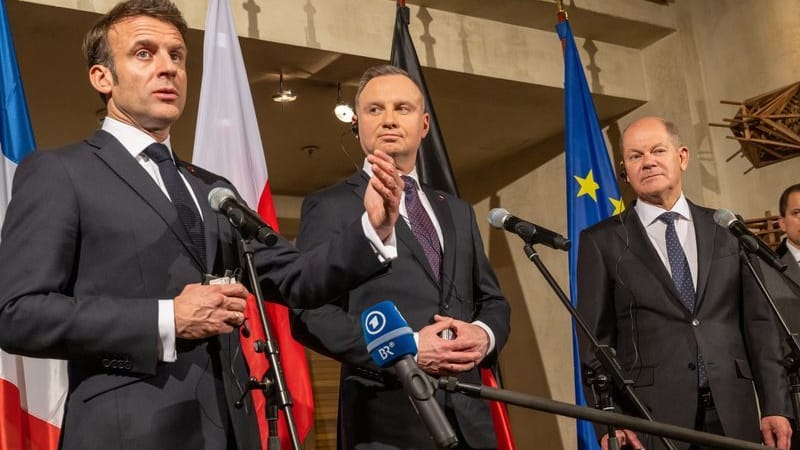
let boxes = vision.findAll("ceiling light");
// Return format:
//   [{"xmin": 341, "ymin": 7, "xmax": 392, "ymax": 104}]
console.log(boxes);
[
  {"xmin": 334, "ymin": 82, "xmax": 354, "ymax": 123},
  {"xmin": 272, "ymin": 73, "xmax": 297, "ymax": 103}
]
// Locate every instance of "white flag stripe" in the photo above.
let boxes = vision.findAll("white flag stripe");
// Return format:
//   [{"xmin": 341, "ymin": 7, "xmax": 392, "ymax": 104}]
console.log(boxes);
[
  {"xmin": 0, "ymin": 149, "xmax": 17, "ymax": 232},
  {"xmin": 192, "ymin": 0, "xmax": 268, "ymax": 206}
]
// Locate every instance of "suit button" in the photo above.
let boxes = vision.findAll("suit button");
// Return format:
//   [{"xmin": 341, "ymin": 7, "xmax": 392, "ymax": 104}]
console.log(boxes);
[
  {"xmin": 102, "ymin": 358, "xmax": 110, "ymax": 368},
  {"xmin": 688, "ymin": 362, "xmax": 696, "ymax": 370},
  {"xmin": 691, "ymin": 319, "xmax": 700, "ymax": 326},
  {"xmin": 124, "ymin": 361, "xmax": 133, "ymax": 370}
]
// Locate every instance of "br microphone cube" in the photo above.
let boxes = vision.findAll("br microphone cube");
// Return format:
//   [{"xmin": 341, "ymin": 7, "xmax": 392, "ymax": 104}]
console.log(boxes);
[{"xmin": 362, "ymin": 300, "xmax": 416, "ymax": 367}]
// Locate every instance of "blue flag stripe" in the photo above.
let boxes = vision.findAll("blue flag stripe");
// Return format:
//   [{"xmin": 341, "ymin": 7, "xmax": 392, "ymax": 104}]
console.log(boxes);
[
  {"xmin": 558, "ymin": 19, "xmax": 622, "ymax": 450},
  {"xmin": 0, "ymin": 0, "xmax": 36, "ymax": 164}
]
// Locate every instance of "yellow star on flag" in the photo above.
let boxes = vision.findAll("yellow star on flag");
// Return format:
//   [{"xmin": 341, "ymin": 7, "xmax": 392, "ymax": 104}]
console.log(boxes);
[
  {"xmin": 574, "ymin": 170, "xmax": 600, "ymax": 202},
  {"xmin": 609, "ymin": 197, "xmax": 625, "ymax": 215}
]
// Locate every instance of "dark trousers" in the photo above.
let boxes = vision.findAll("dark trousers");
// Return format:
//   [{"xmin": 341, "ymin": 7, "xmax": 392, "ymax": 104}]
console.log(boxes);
[{"xmin": 688, "ymin": 388, "xmax": 724, "ymax": 450}]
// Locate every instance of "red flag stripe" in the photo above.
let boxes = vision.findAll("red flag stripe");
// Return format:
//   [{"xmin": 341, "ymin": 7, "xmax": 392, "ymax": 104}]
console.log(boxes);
[
  {"xmin": 0, "ymin": 379, "xmax": 60, "ymax": 450},
  {"xmin": 480, "ymin": 368, "xmax": 516, "ymax": 450}
]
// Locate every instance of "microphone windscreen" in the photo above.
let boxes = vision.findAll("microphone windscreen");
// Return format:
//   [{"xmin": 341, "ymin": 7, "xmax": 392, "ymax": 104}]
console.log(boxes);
[
  {"xmin": 713, "ymin": 208, "xmax": 737, "ymax": 228},
  {"xmin": 208, "ymin": 187, "xmax": 236, "ymax": 212},
  {"xmin": 487, "ymin": 208, "xmax": 510, "ymax": 229},
  {"xmin": 361, "ymin": 300, "xmax": 416, "ymax": 367}
]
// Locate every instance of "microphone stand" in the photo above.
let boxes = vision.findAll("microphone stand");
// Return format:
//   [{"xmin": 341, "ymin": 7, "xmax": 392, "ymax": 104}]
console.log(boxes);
[
  {"xmin": 437, "ymin": 376, "xmax": 775, "ymax": 450},
  {"xmin": 740, "ymin": 246, "xmax": 800, "ymax": 432},
  {"xmin": 235, "ymin": 236, "xmax": 302, "ymax": 450},
  {"xmin": 522, "ymin": 243, "xmax": 678, "ymax": 450}
]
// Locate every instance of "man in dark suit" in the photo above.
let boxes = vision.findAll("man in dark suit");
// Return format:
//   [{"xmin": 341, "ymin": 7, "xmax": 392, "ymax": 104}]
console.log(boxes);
[
  {"xmin": 290, "ymin": 65, "xmax": 510, "ymax": 450},
  {"xmin": 576, "ymin": 116, "xmax": 792, "ymax": 450},
  {"xmin": 758, "ymin": 183, "xmax": 800, "ymax": 447},
  {"xmin": 0, "ymin": 2, "xmax": 403, "ymax": 450}
]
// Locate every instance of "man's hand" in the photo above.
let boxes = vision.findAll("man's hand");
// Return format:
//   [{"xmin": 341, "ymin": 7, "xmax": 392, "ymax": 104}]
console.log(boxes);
[
  {"xmin": 433, "ymin": 314, "xmax": 490, "ymax": 362},
  {"xmin": 601, "ymin": 429, "xmax": 644, "ymax": 450},
  {"xmin": 174, "ymin": 283, "xmax": 248, "ymax": 339},
  {"xmin": 417, "ymin": 316, "xmax": 486, "ymax": 376},
  {"xmin": 364, "ymin": 150, "xmax": 402, "ymax": 241},
  {"xmin": 761, "ymin": 415, "xmax": 792, "ymax": 450}
]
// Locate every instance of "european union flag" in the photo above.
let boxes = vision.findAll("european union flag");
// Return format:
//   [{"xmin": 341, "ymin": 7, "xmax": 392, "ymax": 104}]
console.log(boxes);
[{"xmin": 557, "ymin": 18, "xmax": 624, "ymax": 450}]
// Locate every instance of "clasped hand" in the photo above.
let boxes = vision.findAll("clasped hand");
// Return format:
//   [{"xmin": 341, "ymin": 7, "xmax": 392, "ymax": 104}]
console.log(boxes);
[{"xmin": 417, "ymin": 314, "xmax": 490, "ymax": 376}]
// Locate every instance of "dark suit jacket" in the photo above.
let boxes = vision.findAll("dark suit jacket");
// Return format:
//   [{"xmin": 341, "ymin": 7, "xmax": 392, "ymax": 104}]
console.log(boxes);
[
  {"xmin": 0, "ymin": 131, "xmax": 385, "ymax": 450},
  {"xmin": 757, "ymin": 243, "xmax": 800, "ymax": 447},
  {"xmin": 290, "ymin": 171, "xmax": 510, "ymax": 450},
  {"xmin": 576, "ymin": 200, "xmax": 790, "ymax": 449},
  {"xmin": 759, "ymin": 244, "xmax": 800, "ymax": 341}
]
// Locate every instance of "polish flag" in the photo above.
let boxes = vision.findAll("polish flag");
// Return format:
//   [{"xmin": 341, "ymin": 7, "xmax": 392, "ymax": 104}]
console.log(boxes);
[
  {"xmin": 0, "ymin": 2, "xmax": 67, "ymax": 449},
  {"xmin": 192, "ymin": 1, "xmax": 313, "ymax": 448}
]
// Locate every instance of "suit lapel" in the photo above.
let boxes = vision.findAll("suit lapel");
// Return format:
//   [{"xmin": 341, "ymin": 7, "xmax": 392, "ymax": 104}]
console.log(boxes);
[
  {"xmin": 691, "ymin": 203, "xmax": 715, "ymax": 311},
  {"xmin": 88, "ymin": 131, "xmax": 206, "ymax": 271},
  {"xmin": 617, "ymin": 207, "xmax": 688, "ymax": 315},
  {"xmin": 423, "ymin": 185, "xmax": 454, "ymax": 291},
  {"xmin": 782, "ymin": 252, "xmax": 800, "ymax": 289}
]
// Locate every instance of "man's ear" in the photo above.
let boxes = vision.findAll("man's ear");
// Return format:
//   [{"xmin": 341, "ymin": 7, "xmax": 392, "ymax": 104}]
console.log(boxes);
[{"xmin": 89, "ymin": 64, "xmax": 113, "ymax": 96}]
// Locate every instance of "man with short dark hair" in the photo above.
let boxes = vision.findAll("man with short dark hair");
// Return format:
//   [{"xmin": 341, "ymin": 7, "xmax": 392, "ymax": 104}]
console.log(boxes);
[
  {"xmin": 577, "ymin": 116, "xmax": 792, "ymax": 450},
  {"xmin": 0, "ymin": 2, "xmax": 403, "ymax": 449},
  {"xmin": 291, "ymin": 65, "xmax": 510, "ymax": 449},
  {"xmin": 756, "ymin": 183, "xmax": 800, "ymax": 448}
]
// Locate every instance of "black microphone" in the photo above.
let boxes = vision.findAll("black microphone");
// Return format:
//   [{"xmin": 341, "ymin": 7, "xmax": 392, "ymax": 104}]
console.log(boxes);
[
  {"xmin": 713, "ymin": 208, "xmax": 786, "ymax": 272},
  {"xmin": 362, "ymin": 301, "xmax": 458, "ymax": 449},
  {"xmin": 488, "ymin": 208, "xmax": 571, "ymax": 251},
  {"xmin": 208, "ymin": 187, "xmax": 278, "ymax": 247}
]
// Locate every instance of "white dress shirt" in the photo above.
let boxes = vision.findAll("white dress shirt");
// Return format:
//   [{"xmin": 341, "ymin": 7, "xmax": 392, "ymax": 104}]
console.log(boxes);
[{"xmin": 634, "ymin": 193, "xmax": 698, "ymax": 290}]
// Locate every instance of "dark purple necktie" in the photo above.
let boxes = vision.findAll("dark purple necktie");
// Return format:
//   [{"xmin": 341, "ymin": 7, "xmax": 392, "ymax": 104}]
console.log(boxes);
[
  {"xmin": 402, "ymin": 176, "xmax": 441, "ymax": 282},
  {"xmin": 144, "ymin": 143, "xmax": 206, "ymax": 264}
]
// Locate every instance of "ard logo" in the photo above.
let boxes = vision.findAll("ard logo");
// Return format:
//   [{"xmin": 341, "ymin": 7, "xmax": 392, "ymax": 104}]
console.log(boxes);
[{"xmin": 364, "ymin": 310, "xmax": 386, "ymax": 335}]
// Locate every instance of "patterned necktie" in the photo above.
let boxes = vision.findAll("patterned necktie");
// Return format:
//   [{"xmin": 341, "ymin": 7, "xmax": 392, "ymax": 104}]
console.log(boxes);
[
  {"xmin": 402, "ymin": 176, "xmax": 441, "ymax": 282},
  {"xmin": 658, "ymin": 211, "xmax": 708, "ymax": 387},
  {"xmin": 144, "ymin": 143, "xmax": 206, "ymax": 264}
]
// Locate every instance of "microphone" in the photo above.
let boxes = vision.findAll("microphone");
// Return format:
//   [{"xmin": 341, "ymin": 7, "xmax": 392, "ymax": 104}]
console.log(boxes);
[
  {"xmin": 713, "ymin": 208, "xmax": 786, "ymax": 272},
  {"xmin": 208, "ymin": 187, "xmax": 278, "ymax": 247},
  {"xmin": 488, "ymin": 208, "xmax": 571, "ymax": 251},
  {"xmin": 362, "ymin": 301, "xmax": 458, "ymax": 449}
]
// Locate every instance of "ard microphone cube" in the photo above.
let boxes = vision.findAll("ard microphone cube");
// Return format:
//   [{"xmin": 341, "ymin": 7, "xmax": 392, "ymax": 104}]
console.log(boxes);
[{"xmin": 361, "ymin": 300, "xmax": 416, "ymax": 367}]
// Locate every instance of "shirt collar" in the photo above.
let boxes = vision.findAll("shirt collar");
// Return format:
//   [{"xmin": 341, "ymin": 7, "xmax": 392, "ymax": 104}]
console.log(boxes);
[
  {"xmin": 635, "ymin": 193, "xmax": 693, "ymax": 226},
  {"xmin": 102, "ymin": 116, "xmax": 173, "ymax": 160}
]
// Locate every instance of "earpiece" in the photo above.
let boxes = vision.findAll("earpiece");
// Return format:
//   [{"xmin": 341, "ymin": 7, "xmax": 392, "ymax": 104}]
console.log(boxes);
[
  {"xmin": 618, "ymin": 161, "xmax": 628, "ymax": 184},
  {"xmin": 351, "ymin": 118, "xmax": 359, "ymax": 139}
]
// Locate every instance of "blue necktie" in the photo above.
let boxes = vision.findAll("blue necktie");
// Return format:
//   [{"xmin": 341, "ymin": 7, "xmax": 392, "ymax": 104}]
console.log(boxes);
[
  {"xmin": 402, "ymin": 176, "xmax": 441, "ymax": 282},
  {"xmin": 144, "ymin": 143, "xmax": 206, "ymax": 265},
  {"xmin": 658, "ymin": 212, "xmax": 708, "ymax": 387}
]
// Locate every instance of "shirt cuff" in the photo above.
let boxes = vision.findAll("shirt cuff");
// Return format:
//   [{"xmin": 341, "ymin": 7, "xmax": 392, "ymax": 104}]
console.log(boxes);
[
  {"xmin": 361, "ymin": 212, "xmax": 397, "ymax": 263},
  {"xmin": 472, "ymin": 320, "xmax": 496, "ymax": 356},
  {"xmin": 413, "ymin": 331, "xmax": 420, "ymax": 363},
  {"xmin": 158, "ymin": 299, "xmax": 177, "ymax": 362}
]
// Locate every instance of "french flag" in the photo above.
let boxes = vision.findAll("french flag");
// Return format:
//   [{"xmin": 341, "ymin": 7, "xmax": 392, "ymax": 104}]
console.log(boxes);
[{"xmin": 0, "ymin": 2, "xmax": 67, "ymax": 449}]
